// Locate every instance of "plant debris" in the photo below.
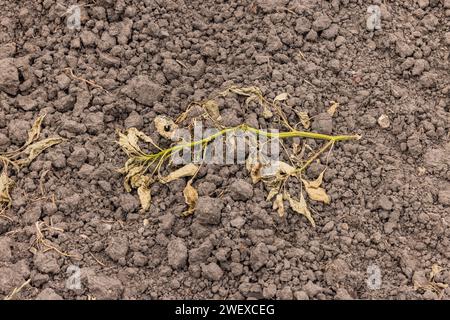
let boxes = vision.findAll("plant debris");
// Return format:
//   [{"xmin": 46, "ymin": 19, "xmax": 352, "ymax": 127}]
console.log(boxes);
[
  {"xmin": 117, "ymin": 86, "xmax": 360, "ymax": 224},
  {"xmin": 0, "ymin": 115, "xmax": 63, "ymax": 211}
]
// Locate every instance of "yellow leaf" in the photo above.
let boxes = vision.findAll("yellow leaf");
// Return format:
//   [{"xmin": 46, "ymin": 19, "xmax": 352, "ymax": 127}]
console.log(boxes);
[
  {"xmin": 183, "ymin": 181, "xmax": 198, "ymax": 215},
  {"xmin": 154, "ymin": 116, "xmax": 178, "ymax": 140},
  {"xmin": 161, "ymin": 163, "xmax": 198, "ymax": 183},
  {"xmin": 286, "ymin": 192, "xmax": 315, "ymax": 227},
  {"xmin": 327, "ymin": 102, "xmax": 339, "ymax": 117},
  {"xmin": 273, "ymin": 193, "xmax": 285, "ymax": 217},
  {"xmin": 296, "ymin": 111, "xmax": 310, "ymax": 129}
]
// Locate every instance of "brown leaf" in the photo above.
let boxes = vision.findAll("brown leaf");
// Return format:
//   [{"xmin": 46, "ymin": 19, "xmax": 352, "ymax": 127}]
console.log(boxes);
[
  {"xmin": 14, "ymin": 138, "xmax": 64, "ymax": 168},
  {"xmin": 183, "ymin": 181, "xmax": 198, "ymax": 215},
  {"xmin": 25, "ymin": 115, "xmax": 45, "ymax": 146},
  {"xmin": 154, "ymin": 116, "xmax": 178, "ymax": 140},
  {"xmin": 202, "ymin": 100, "xmax": 221, "ymax": 122},
  {"xmin": 0, "ymin": 169, "xmax": 14, "ymax": 208},
  {"xmin": 296, "ymin": 111, "xmax": 310, "ymax": 129},
  {"xmin": 301, "ymin": 171, "xmax": 331, "ymax": 204},
  {"xmin": 286, "ymin": 192, "xmax": 315, "ymax": 227},
  {"xmin": 273, "ymin": 193, "xmax": 285, "ymax": 217},
  {"xmin": 137, "ymin": 184, "xmax": 151, "ymax": 212},
  {"xmin": 327, "ymin": 102, "xmax": 339, "ymax": 117},
  {"xmin": 261, "ymin": 161, "xmax": 296, "ymax": 177},
  {"xmin": 161, "ymin": 163, "xmax": 198, "ymax": 183}
]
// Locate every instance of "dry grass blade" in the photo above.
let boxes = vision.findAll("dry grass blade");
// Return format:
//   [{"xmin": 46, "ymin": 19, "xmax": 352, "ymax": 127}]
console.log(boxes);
[
  {"xmin": 3, "ymin": 279, "xmax": 31, "ymax": 300},
  {"xmin": 202, "ymin": 100, "xmax": 221, "ymax": 122}
]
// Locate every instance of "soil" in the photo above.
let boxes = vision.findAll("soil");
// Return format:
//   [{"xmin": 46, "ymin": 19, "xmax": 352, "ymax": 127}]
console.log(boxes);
[{"xmin": 1, "ymin": 0, "xmax": 450, "ymax": 300}]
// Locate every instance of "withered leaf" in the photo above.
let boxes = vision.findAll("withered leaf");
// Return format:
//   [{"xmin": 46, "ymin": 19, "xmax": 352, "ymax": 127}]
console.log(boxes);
[
  {"xmin": 261, "ymin": 161, "xmax": 296, "ymax": 177},
  {"xmin": 273, "ymin": 193, "xmax": 285, "ymax": 218},
  {"xmin": 296, "ymin": 111, "xmax": 310, "ymax": 129},
  {"xmin": 137, "ymin": 184, "xmax": 151, "ymax": 212},
  {"xmin": 273, "ymin": 92, "xmax": 289, "ymax": 103},
  {"xmin": 15, "ymin": 138, "xmax": 64, "ymax": 168},
  {"xmin": 327, "ymin": 102, "xmax": 339, "ymax": 117},
  {"xmin": 0, "ymin": 170, "xmax": 14, "ymax": 207},
  {"xmin": 154, "ymin": 116, "xmax": 178, "ymax": 140},
  {"xmin": 286, "ymin": 192, "xmax": 315, "ymax": 227},
  {"xmin": 301, "ymin": 171, "xmax": 330, "ymax": 204},
  {"xmin": 183, "ymin": 181, "xmax": 198, "ymax": 215},
  {"xmin": 161, "ymin": 163, "xmax": 198, "ymax": 183},
  {"xmin": 266, "ymin": 188, "xmax": 278, "ymax": 201},
  {"xmin": 26, "ymin": 115, "xmax": 45, "ymax": 146},
  {"xmin": 202, "ymin": 100, "xmax": 221, "ymax": 122}
]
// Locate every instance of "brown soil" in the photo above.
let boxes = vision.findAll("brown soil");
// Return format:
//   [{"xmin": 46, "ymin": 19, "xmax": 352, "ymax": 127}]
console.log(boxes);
[{"xmin": 0, "ymin": 0, "xmax": 450, "ymax": 300}]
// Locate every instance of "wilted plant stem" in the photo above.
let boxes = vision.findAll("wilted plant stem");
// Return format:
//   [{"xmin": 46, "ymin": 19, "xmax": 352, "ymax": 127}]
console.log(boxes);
[{"xmin": 137, "ymin": 124, "xmax": 360, "ymax": 163}]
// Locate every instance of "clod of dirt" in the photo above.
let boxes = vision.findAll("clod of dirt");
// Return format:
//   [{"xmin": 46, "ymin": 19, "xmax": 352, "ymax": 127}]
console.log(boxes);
[
  {"xmin": 312, "ymin": 14, "xmax": 332, "ymax": 32},
  {"xmin": 0, "ymin": 237, "xmax": 12, "ymax": 262},
  {"xmin": 311, "ymin": 112, "xmax": 333, "ymax": 134},
  {"xmin": 195, "ymin": 196, "xmax": 223, "ymax": 225},
  {"xmin": 124, "ymin": 111, "xmax": 144, "ymax": 130},
  {"xmin": 0, "ymin": 58, "xmax": 19, "ymax": 95},
  {"xmin": 438, "ymin": 188, "xmax": 450, "ymax": 206},
  {"xmin": 33, "ymin": 252, "xmax": 61, "ymax": 274},
  {"xmin": 303, "ymin": 281, "xmax": 324, "ymax": 298},
  {"xmin": 167, "ymin": 238, "xmax": 188, "ymax": 270},
  {"xmin": 0, "ymin": 266, "xmax": 25, "ymax": 295},
  {"xmin": 229, "ymin": 179, "xmax": 254, "ymax": 201},
  {"xmin": 250, "ymin": 243, "xmax": 269, "ymax": 271},
  {"xmin": 122, "ymin": 75, "xmax": 163, "ymax": 106},
  {"xmin": 105, "ymin": 237, "xmax": 129, "ymax": 262},
  {"xmin": 87, "ymin": 274, "xmax": 123, "ymax": 300},
  {"xmin": 188, "ymin": 239, "xmax": 213, "ymax": 265},
  {"xmin": 35, "ymin": 288, "xmax": 63, "ymax": 300},
  {"xmin": 201, "ymin": 262, "xmax": 223, "ymax": 281}
]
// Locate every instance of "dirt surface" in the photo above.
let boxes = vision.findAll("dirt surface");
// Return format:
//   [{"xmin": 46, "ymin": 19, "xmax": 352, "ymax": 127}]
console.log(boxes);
[{"xmin": 1, "ymin": 0, "xmax": 450, "ymax": 300}]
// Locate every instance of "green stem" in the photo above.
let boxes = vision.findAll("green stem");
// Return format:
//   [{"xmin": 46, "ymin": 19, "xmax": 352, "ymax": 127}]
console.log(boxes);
[{"xmin": 138, "ymin": 124, "xmax": 360, "ymax": 161}]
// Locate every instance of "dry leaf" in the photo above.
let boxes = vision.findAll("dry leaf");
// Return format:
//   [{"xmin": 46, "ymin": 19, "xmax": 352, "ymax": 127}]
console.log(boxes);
[
  {"xmin": 137, "ymin": 184, "xmax": 151, "ymax": 212},
  {"xmin": 301, "ymin": 172, "xmax": 330, "ymax": 204},
  {"xmin": 327, "ymin": 102, "xmax": 339, "ymax": 117},
  {"xmin": 154, "ymin": 116, "xmax": 178, "ymax": 140},
  {"xmin": 0, "ymin": 170, "xmax": 14, "ymax": 207},
  {"xmin": 273, "ymin": 193, "xmax": 285, "ymax": 217},
  {"xmin": 246, "ymin": 153, "xmax": 262, "ymax": 184},
  {"xmin": 273, "ymin": 92, "xmax": 289, "ymax": 103},
  {"xmin": 202, "ymin": 100, "xmax": 221, "ymax": 122},
  {"xmin": 296, "ymin": 111, "xmax": 310, "ymax": 129},
  {"xmin": 261, "ymin": 161, "xmax": 296, "ymax": 177},
  {"xmin": 161, "ymin": 163, "xmax": 198, "ymax": 183},
  {"xmin": 25, "ymin": 115, "xmax": 45, "ymax": 146},
  {"xmin": 183, "ymin": 181, "xmax": 198, "ymax": 215},
  {"xmin": 309, "ymin": 170, "xmax": 325, "ymax": 189},
  {"xmin": 266, "ymin": 188, "xmax": 278, "ymax": 201},
  {"xmin": 15, "ymin": 138, "xmax": 64, "ymax": 167},
  {"xmin": 286, "ymin": 192, "xmax": 315, "ymax": 227}
]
